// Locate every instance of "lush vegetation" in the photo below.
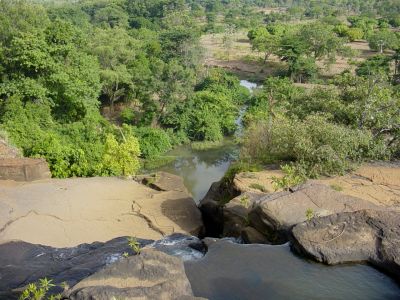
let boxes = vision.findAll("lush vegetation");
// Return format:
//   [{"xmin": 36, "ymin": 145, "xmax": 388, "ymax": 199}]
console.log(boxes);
[
  {"xmin": 0, "ymin": 0, "xmax": 249, "ymax": 177},
  {"xmin": 0, "ymin": 0, "xmax": 399, "ymax": 181}
]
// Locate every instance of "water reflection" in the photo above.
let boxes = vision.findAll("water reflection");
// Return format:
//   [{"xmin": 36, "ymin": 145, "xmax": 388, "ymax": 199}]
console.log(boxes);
[
  {"xmin": 149, "ymin": 80, "xmax": 257, "ymax": 203},
  {"xmin": 154, "ymin": 140, "xmax": 238, "ymax": 203}
]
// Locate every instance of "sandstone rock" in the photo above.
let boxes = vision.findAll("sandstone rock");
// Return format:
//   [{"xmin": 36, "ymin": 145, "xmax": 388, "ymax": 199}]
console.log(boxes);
[
  {"xmin": 233, "ymin": 168, "xmax": 283, "ymax": 194},
  {"xmin": 0, "ymin": 158, "xmax": 51, "ymax": 181},
  {"xmin": 222, "ymin": 192, "xmax": 259, "ymax": 238},
  {"xmin": 317, "ymin": 162, "xmax": 400, "ymax": 206},
  {"xmin": 65, "ymin": 249, "xmax": 197, "ymax": 300},
  {"xmin": 291, "ymin": 209, "xmax": 400, "ymax": 281},
  {"xmin": 0, "ymin": 138, "xmax": 20, "ymax": 159},
  {"xmin": 248, "ymin": 183, "xmax": 381, "ymax": 243},
  {"xmin": 0, "ymin": 175, "xmax": 203, "ymax": 247}
]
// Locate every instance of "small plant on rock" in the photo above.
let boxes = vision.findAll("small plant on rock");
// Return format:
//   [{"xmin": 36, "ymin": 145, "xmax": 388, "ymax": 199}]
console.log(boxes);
[
  {"xmin": 239, "ymin": 195, "xmax": 250, "ymax": 208},
  {"xmin": 272, "ymin": 164, "xmax": 306, "ymax": 191},
  {"xmin": 19, "ymin": 278, "xmax": 60, "ymax": 300},
  {"xmin": 249, "ymin": 183, "xmax": 268, "ymax": 192},
  {"xmin": 330, "ymin": 184, "xmax": 344, "ymax": 192},
  {"xmin": 305, "ymin": 208, "xmax": 315, "ymax": 221},
  {"xmin": 127, "ymin": 237, "xmax": 141, "ymax": 254}
]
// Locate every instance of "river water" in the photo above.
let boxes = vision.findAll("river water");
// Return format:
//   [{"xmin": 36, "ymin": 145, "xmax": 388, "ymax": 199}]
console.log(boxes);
[
  {"xmin": 149, "ymin": 80, "xmax": 255, "ymax": 203},
  {"xmin": 150, "ymin": 80, "xmax": 400, "ymax": 298}
]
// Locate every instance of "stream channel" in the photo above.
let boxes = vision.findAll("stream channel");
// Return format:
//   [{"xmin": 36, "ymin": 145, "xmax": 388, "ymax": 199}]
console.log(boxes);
[{"xmin": 150, "ymin": 80, "xmax": 400, "ymax": 299}]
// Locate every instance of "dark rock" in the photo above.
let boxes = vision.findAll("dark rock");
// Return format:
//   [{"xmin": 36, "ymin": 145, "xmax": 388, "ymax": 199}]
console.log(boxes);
[
  {"xmin": 0, "ymin": 158, "xmax": 51, "ymax": 181},
  {"xmin": 222, "ymin": 192, "xmax": 259, "ymax": 238},
  {"xmin": 198, "ymin": 182, "xmax": 225, "ymax": 237},
  {"xmin": 0, "ymin": 237, "xmax": 152, "ymax": 299},
  {"xmin": 241, "ymin": 226, "xmax": 269, "ymax": 244},
  {"xmin": 65, "ymin": 249, "xmax": 199, "ymax": 300},
  {"xmin": 291, "ymin": 209, "xmax": 400, "ymax": 282},
  {"xmin": 145, "ymin": 233, "xmax": 205, "ymax": 261}
]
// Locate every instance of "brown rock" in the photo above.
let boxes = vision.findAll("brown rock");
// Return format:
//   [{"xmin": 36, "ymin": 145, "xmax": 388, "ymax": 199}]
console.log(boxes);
[
  {"xmin": 65, "ymin": 249, "xmax": 197, "ymax": 300},
  {"xmin": 291, "ymin": 209, "xmax": 400, "ymax": 281},
  {"xmin": 248, "ymin": 183, "xmax": 381, "ymax": 243},
  {"xmin": 0, "ymin": 175, "xmax": 203, "ymax": 247},
  {"xmin": 0, "ymin": 158, "xmax": 51, "ymax": 181}
]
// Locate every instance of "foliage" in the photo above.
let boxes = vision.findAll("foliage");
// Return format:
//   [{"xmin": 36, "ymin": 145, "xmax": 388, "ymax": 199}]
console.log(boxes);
[
  {"xmin": 133, "ymin": 127, "xmax": 172, "ymax": 158},
  {"xmin": 127, "ymin": 237, "xmax": 141, "ymax": 254},
  {"xmin": 367, "ymin": 30, "xmax": 399, "ymax": 53},
  {"xmin": 305, "ymin": 208, "xmax": 315, "ymax": 221},
  {"xmin": 356, "ymin": 55, "xmax": 391, "ymax": 76},
  {"xmin": 19, "ymin": 278, "xmax": 60, "ymax": 300},
  {"xmin": 242, "ymin": 115, "xmax": 388, "ymax": 178},
  {"xmin": 249, "ymin": 183, "xmax": 268, "ymax": 192},
  {"xmin": 271, "ymin": 164, "xmax": 306, "ymax": 191},
  {"xmin": 102, "ymin": 134, "xmax": 141, "ymax": 176}
]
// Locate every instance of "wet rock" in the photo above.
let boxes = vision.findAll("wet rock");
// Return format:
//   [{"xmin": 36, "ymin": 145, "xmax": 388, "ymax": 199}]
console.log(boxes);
[
  {"xmin": 145, "ymin": 233, "xmax": 205, "ymax": 261},
  {"xmin": 65, "ymin": 249, "xmax": 199, "ymax": 300},
  {"xmin": 0, "ymin": 237, "xmax": 152, "ymax": 298},
  {"xmin": 241, "ymin": 226, "xmax": 269, "ymax": 244},
  {"xmin": 291, "ymin": 209, "xmax": 400, "ymax": 281},
  {"xmin": 248, "ymin": 183, "xmax": 381, "ymax": 244}
]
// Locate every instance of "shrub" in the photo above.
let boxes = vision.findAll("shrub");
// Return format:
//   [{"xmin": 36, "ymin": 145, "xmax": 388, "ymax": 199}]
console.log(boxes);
[
  {"xmin": 242, "ymin": 115, "xmax": 388, "ymax": 178},
  {"xmin": 134, "ymin": 127, "xmax": 172, "ymax": 158},
  {"xmin": 120, "ymin": 108, "xmax": 135, "ymax": 124},
  {"xmin": 102, "ymin": 134, "xmax": 141, "ymax": 176}
]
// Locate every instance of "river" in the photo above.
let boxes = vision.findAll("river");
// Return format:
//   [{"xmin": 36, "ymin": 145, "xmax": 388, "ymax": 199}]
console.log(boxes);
[
  {"xmin": 149, "ymin": 80, "xmax": 400, "ymax": 299},
  {"xmin": 148, "ymin": 80, "xmax": 255, "ymax": 203}
]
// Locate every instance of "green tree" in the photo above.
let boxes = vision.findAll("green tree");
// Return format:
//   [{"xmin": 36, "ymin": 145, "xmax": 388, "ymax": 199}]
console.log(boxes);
[{"xmin": 368, "ymin": 30, "xmax": 399, "ymax": 53}]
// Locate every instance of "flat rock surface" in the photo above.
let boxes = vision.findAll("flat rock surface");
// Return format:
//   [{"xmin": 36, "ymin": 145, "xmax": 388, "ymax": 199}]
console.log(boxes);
[
  {"xmin": 318, "ymin": 163, "xmax": 400, "ymax": 206},
  {"xmin": 65, "ymin": 249, "xmax": 198, "ymax": 300},
  {"xmin": 291, "ymin": 209, "xmax": 400, "ymax": 280},
  {"xmin": 0, "ymin": 175, "xmax": 203, "ymax": 247}
]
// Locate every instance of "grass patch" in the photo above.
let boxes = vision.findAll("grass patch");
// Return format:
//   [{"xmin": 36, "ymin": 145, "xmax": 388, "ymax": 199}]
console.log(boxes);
[
  {"xmin": 191, "ymin": 140, "xmax": 224, "ymax": 151},
  {"xmin": 330, "ymin": 184, "xmax": 344, "ymax": 192},
  {"xmin": 142, "ymin": 156, "xmax": 176, "ymax": 170},
  {"xmin": 249, "ymin": 183, "xmax": 268, "ymax": 192}
]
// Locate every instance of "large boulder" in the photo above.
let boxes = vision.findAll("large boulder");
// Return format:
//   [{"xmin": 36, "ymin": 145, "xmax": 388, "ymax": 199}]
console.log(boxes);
[
  {"xmin": 0, "ymin": 175, "xmax": 203, "ymax": 247},
  {"xmin": 0, "ymin": 158, "xmax": 51, "ymax": 181},
  {"xmin": 65, "ymin": 249, "xmax": 200, "ymax": 300},
  {"xmin": 291, "ymin": 209, "xmax": 400, "ymax": 281},
  {"xmin": 248, "ymin": 183, "xmax": 381, "ymax": 243}
]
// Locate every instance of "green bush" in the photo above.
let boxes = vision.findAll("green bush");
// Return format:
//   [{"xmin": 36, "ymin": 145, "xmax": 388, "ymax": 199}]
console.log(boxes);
[
  {"xmin": 242, "ymin": 115, "xmax": 388, "ymax": 178},
  {"xmin": 134, "ymin": 126, "xmax": 172, "ymax": 158}
]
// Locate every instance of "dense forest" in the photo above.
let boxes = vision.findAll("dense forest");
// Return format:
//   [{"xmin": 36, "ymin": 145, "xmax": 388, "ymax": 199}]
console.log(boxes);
[{"xmin": 0, "ymin": 0, "xmax": 399, "ymax": 183}]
